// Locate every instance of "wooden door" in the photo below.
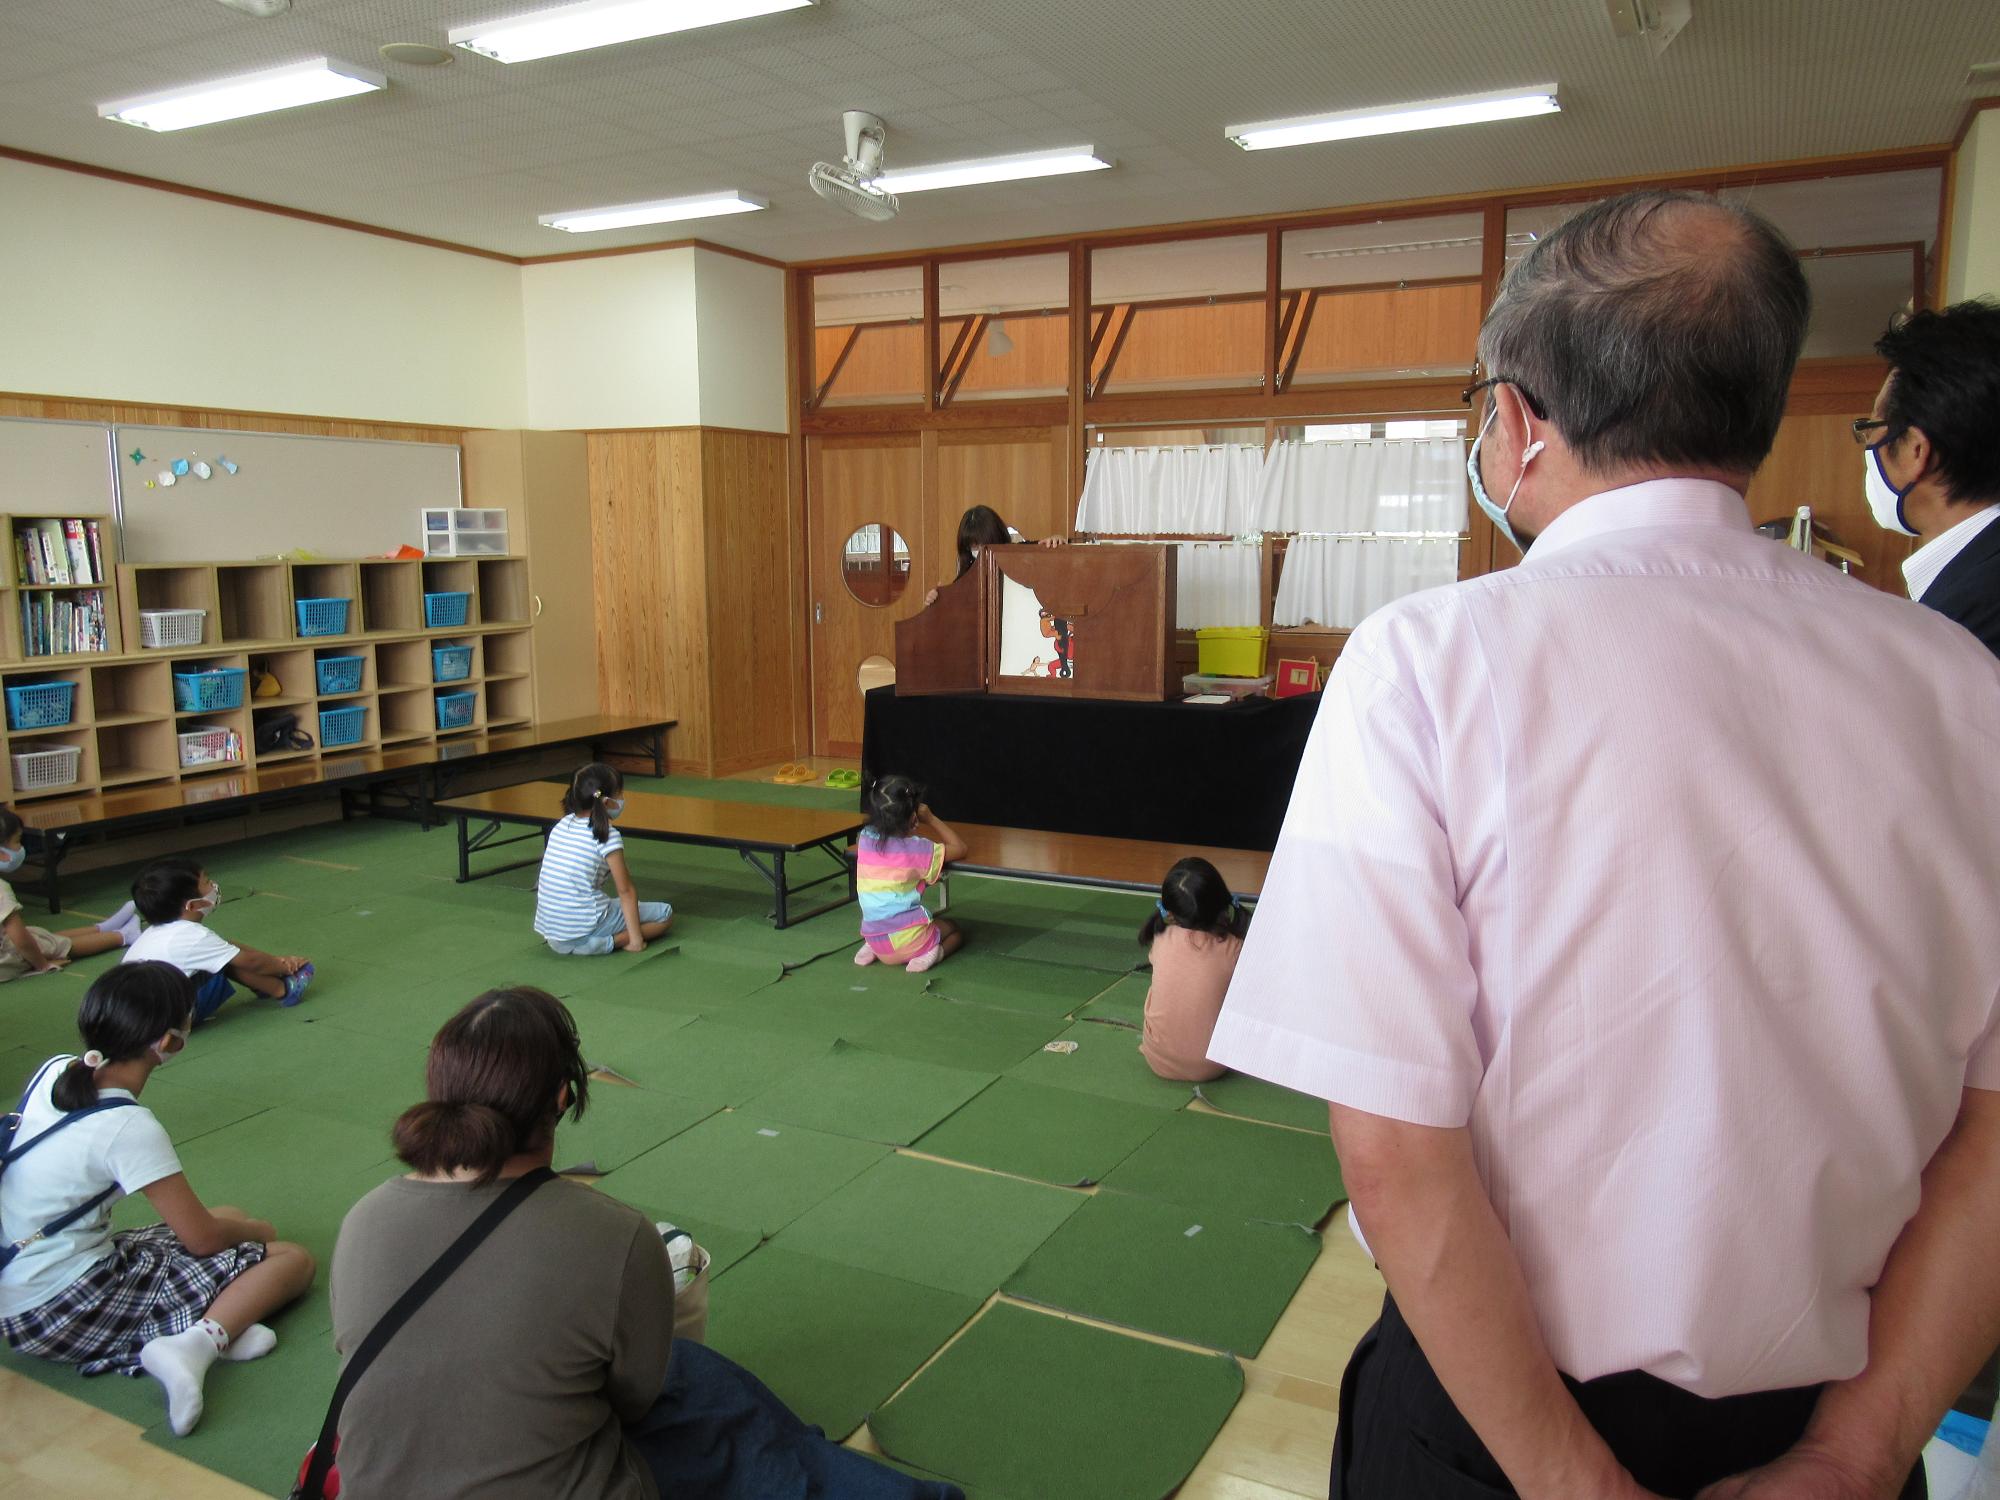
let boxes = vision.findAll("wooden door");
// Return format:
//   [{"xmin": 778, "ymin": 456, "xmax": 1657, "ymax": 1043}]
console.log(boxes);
[
  {"xmin": 807, "ymin": 434, "xmax": 924, "ymax": 756},
  {"xmin": 519, "ymin": 431, "xmax": 600, "ymax": 722}
]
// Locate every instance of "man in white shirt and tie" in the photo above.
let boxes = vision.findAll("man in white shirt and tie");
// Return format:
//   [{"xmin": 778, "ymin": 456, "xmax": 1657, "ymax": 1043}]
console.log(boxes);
[{"xmin": 1210, "ymin": 191, "xmax": 2000, "ymax": 1499}]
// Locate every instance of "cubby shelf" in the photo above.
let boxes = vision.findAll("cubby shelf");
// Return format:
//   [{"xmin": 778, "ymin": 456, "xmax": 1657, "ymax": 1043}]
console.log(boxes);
[{"xmin": 2, "ymin": 555, "xmax": 535, "ymax": 802}]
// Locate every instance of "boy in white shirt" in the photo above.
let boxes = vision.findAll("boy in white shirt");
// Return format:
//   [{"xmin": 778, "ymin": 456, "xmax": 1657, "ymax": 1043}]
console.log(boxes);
[
  {"xmin": 0, "ymin": 807, "xmax": 140, "ymax": 981},
  {"xmin": 123, "ymin": 857, "xmax": 311, "ymax": 1023}
]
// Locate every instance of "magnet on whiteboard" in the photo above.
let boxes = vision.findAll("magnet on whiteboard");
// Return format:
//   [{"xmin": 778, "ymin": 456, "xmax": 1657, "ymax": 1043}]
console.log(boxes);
[
  {"xmin": 192, "ymin": 461, "xmax": 212, "ymax": 480},
  {"xmin": 171, "ymin": 458, "xmax": 190, "ymax": 476},
  {"xmin": 157, "ymin": 470, "xmax": 176, "ymax": 487}
]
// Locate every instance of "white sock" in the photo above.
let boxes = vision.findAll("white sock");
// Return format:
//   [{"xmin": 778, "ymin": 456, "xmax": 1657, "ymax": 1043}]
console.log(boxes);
[
  {"xmin": 97, "ymin": 901, "xmax": 137, "ymax": 934},
  {"xmin": 115, "ymin": 914, "xmax": 143, "ymax": 947},
  {"xmin": 853, "ymin": 945, "xmax": 878, "ymax": 966},
  {"xmin": 907, "ymin": 944, "xmax": 944, "ymax": 974},
  {"xmin": 139, "ymin": 1319, "xmax": 227, "ymax": 1436},
  {"xmin": 222, "ymin": 1322, "xmax": 276, "ymax": 1362}
]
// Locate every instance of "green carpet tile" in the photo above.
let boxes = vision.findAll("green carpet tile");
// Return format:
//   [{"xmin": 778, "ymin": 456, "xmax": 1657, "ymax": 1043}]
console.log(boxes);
[{"xmin": 0, "ymin": 812, "xmax": 1325, "ymax": 1497}]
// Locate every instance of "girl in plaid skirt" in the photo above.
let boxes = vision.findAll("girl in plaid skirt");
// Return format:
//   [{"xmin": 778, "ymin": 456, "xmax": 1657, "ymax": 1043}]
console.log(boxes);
[{"xmin": 1, "ymin": 962, "xmax": 315, "ymax": 1435}]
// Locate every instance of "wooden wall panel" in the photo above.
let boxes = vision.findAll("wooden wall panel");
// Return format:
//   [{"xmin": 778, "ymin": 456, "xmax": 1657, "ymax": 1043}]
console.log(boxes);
[
  {"xmin": 815, "ymin": 323, "xmax": 924, "ymax": 404},
  {"xmin": 1099, "ymin": 301, "xmax": 1265, "ymax": 392},
  {"xmin": 588, "ymin": 431, "xmax": 710, "ymax": 770},
  {"xmin": 701, "ymin": 429, "xmax": 797, "ymax": 775},
  {"xmin": 949, "ymin": 313, "xmax": 1070, "ymax": 399},
  {"xmin": 1292, "ymin": 283, "xmax": 1480, "ymax": 381},
  {"xmin": 935, "ymin": 427, "xmax": 1069, "ymax": 582},
  {"xmin": 0, "ymin": 392, "xmax": 462, "ymax": 447}
]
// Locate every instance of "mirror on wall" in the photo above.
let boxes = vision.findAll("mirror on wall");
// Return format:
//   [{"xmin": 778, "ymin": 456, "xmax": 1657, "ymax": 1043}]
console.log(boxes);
[{"xmin": 841, "ymin": 523, "xmax": 912, "ymax": 607}]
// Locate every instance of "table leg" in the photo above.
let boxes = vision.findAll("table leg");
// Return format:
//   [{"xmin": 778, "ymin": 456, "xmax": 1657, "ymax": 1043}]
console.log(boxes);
[
  {"xmin": 774, "ymin": 850, "xmax": 790, "ymax": 929},
  {"xmin": 456, "ymin": 812, "xmax": 470, "ymax": 884},
  {"xmin": 44, "ymin": 832, "xmax": 66, "ymax": 916}
]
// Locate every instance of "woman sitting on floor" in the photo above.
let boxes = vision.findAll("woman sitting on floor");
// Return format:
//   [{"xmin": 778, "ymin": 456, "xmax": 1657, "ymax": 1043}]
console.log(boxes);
[{"xmin": 329, "ymin": 985, "xmax": 963, "ymax": 1500}]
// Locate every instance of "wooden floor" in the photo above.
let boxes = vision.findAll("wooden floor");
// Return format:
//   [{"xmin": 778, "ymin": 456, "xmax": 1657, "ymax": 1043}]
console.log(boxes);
[{"xmin": 0, "ymin": 1199, "xmax": 1379, "ymax": 1500}]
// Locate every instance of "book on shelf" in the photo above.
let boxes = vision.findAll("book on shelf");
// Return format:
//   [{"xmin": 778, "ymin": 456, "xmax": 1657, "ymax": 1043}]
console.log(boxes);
[
  {"xmin": 19, "ymin": 588, "xmax": 109, "ymax": 656},
  {"xmin": 10, "ymin": 519, "xmax": 100, "ymax": 588}
]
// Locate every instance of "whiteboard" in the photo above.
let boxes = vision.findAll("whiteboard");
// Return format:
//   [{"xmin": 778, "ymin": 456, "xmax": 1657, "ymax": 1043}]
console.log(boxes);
[
  {"xmin": 0, "ymin": 417, "xmax": 117, "ymax": 518},
  {"xmin": 113, "ymin": 425, "xmax": 461, "ymax": 562}
]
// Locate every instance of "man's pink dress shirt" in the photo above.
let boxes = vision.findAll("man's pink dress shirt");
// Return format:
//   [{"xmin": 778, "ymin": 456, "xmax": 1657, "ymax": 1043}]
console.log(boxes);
[{"xmin": 1209, "ymin": 479, "xmax": 2000, "ymax": 1398}]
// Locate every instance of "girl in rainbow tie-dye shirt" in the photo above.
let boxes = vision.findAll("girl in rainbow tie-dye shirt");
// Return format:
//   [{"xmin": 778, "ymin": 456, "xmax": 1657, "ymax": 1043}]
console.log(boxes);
[{"xmin": 853, "ymin": 775, "xmax": 966, "ymax": 975}]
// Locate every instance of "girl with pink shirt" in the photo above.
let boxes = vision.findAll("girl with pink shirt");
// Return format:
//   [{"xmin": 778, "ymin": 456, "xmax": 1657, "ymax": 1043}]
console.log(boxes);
[{"xmin": 1137, "ymin": 858, "xmax": 1248, "ymax": 1082}]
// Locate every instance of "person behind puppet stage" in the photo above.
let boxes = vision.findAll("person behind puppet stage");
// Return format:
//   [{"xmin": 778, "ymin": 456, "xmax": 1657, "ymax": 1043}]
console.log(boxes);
[
  {"xmin": 853, "ymin": 774, "xmax": 964, "ymax": 975},
  {"xmin": 922, "ymin": 504, "xmax": 1069, "ymax": 607}
]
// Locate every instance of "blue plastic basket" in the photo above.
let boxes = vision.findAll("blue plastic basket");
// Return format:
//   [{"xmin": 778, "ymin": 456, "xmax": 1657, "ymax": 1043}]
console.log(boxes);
[
  {"xmin": 431, "ymin": 645, "xmax": 473, "ymax": 683},
  {"xmin": 171, "ymin": 668, "xmax": 246, "ymax": 713},
  {"xmin": 315, "ymin": 655, "xmax": 364, "ymax": 695},
  {"xmin": 319, "ymin": 703, "xmax": 367, "ymax": 749},
  {"xmin": 435, "ymin": 690, "xmax": 477, "ymax": 731},
  {"xmin": 4, "ymin": 681, "xmax": 76, "ymax": 731},
  {"xmin": 295, "ymin": 597, "xmax": 351, "ymax": 637},
  {"xmin": 423, "ymin": 591, "xmax": 471, "ymax": 628}
]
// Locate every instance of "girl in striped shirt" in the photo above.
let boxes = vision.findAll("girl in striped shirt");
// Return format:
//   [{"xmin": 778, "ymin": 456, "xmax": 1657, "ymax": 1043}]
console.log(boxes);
[
  {"xmin": 533, "ymin": 764, "xmax": 673, "ymax": 956},
  {"xmin": 854, "ymin": 775, "xmax": 964, "ymax": 974}
]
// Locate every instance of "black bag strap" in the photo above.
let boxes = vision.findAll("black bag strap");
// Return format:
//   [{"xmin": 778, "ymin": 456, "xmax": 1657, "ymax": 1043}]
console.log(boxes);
[
  {"xmin": 294, "ymin": 1167, "xmax": 555, "ymax": 1500},
  {"xmin": 1, "ymin": 1059, "xmax": 137, "ymax": 1272}
]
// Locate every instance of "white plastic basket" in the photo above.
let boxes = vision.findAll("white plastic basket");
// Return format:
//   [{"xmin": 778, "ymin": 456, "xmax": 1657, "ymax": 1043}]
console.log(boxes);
[
  {"xmin": 10, "ymin": 743, "xmax": 81, "ymax": 791},
  {"xmin": 139, "ymin": 608, "xmax": 206, "ymax": 649},
  {"xmin": 176, "ymin": 724, "xmax": 236, "ymax": 768}
]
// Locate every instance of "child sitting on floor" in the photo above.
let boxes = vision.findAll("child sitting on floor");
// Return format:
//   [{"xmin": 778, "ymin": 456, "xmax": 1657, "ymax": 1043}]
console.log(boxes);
[
  {"xmin": 1137, "ymin": 857, "xmax": 1249, "ymax": 1082},
  {"xmin": 855, "ymin": 774, "xmax": 965, "ymax": 975},
  {"xmin": 0, "ymin": 962, "xmax": 316, "ymax": 1436},
  {"xmin": 0, "ymin": 807, "xmax": 140, "ymax": 981},
  {"xmin": 124, "ymin": 857, "xmax": 312, "ymax": 1024},
  {"xmin": 533, "ymin": 762, "xmax": 672, "ymax": 956}
]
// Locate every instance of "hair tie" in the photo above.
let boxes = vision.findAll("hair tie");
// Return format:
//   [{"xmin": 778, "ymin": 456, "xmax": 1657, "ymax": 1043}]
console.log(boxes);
[
  {"xmin": 1155, "ymin": 900, "xmax": 1171, "ymax": 925},
  {"xmin": 81, "ymin": 1050, "xmax": 106, "ymax": 1069}
]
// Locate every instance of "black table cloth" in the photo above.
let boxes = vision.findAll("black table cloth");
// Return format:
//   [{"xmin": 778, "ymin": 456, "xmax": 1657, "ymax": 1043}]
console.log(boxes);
[{"xmin": 858, "ymin": 686, "xmax": 1319, "ymax": 850}]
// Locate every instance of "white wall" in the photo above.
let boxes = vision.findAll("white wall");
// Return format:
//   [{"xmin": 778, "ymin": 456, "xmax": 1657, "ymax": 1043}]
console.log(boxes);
[
  {"xmin": 519, "ymin": 247, "xmax": 702, "ymax": 430},
  {"xmin": 693, "ymin": 249, "xmax": 789, "ymax": 434},
  {"xmin": 1948, "ymin": 111, "xmax": 2000, "ymax": 303},
  {"xmin": 0, "ymin": 156, "xmax": 526, "ymax": 429}
]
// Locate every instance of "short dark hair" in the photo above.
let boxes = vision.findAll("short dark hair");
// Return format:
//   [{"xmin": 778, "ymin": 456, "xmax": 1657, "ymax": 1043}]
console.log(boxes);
[
  {"xmin": 392, "ymin": 987, "xmax": 590, "ymax": 1186},
  {"xmin": 956, "ymin": 505, "xmax": 1011, "ymax": 579},
  {"xmin": 1875, "ymin": 300, "xmax": 2000, "ymax": 505},
  {"xmin": 1479, "ymin": 190, "xmax": 1810, "ymax": 475},
  {"xmin": 132, "ymin": 856, "xmax": 205, "ymax": 926},
  {"xmin": 0, "ymin": 806, "xmax": 21, "ymax": 845}
]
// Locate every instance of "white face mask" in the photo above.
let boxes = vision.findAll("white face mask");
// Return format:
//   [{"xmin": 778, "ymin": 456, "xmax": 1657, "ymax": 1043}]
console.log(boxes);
[
  {"xmin": 1864, "ymin": 444, "xmax": 1917, "ymax": 537},
  {"xmin": 152, "ymin": 1027, "xmax": 191, "ymax": 1067},
  {"xmin": 189, "ymin": 882, "xmax": 220, "ymax": 917},
  {"xmin": 0, "ymin": 843, "xmax": 24, "ymax": 875},
  {"xmin": 603, "ymin": 798, "xmax": 624, "ymax": 820}
]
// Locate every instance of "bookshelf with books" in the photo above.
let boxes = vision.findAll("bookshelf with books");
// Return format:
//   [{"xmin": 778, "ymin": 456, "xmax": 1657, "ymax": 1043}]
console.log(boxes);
[
  {"xmin": 2, "ymin": 551, "xmax": 536, "ymax": 802},
  {"xmin": 3, "ymin": 513, "xmax": 119, "ymax": 660}
]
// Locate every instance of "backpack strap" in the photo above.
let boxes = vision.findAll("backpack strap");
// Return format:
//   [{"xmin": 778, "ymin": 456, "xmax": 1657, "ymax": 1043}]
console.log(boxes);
[
  {"xmin": 294, "ymin": 1167, "xmax": 556, "ymax": 1500},
  {"xmin": 1, "ymin": 1058, "xmax": 139, "ymax": 1272}
]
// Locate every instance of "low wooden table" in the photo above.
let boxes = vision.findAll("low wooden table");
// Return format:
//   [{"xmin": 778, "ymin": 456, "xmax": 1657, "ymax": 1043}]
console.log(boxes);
[
  {"xmin": 942, "ymin": 823, "xmax": 1270, "ymax": 905},
  {"xmin": 15, "ymin": 715, "xmax": 672, "ymax": 913},
  {"xmin": 438, "ymin": 784, "xmax": 864, "ymax": 929}
]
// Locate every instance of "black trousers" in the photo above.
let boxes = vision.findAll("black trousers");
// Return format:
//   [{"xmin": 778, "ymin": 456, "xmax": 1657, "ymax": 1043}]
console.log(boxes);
[{"xmin": 1331, "ymin": 1295, "xmax": 1926, "ymax": 1500}]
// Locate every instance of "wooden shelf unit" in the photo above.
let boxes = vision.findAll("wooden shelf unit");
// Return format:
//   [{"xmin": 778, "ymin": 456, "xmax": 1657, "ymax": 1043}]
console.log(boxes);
[
  {"xmin": 3, "ymin": 556, "xmax": 534, "ymax": 801},
  {"xmin": 4, "ymin": 512, "xmax": 120, "ymax": 661}
]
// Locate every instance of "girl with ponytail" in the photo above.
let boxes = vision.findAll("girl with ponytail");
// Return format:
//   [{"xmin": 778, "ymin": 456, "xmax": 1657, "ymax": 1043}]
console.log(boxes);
[
  {"xmin": 1135, "ymin": 857, "xmax": 1250, "ymax": 1083},
  {"xmin": 0, "ymin": 963, "xmax": 315, "ymax": 1437},
  {"xmin": 330, "ymin": 985, "xmax": 964, "ymax": 1500},
  {"xmin": 533, "ymin": 762, "xmax": 673, "ymax": 956}
]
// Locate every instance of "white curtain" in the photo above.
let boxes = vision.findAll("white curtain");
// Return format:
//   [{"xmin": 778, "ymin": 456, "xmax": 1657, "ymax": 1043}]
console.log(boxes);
[
  {"xmin": 1172, "ymin": 541, "xmax": 1260, "ymax": 629},
  {"xmin": 1255, "ymin": 437, "xmax": 1469, "ymax": 534},
  {"xmin": 1075, "ymin": 444, "xmax": 1264, "ymax": 535},
  {"xmin": 1274, "ymin": 536, "xmax": 1462, "ymax": 629}
]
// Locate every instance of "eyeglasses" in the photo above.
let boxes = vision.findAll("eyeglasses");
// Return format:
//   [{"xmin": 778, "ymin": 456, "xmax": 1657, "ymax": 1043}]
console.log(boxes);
[
  {"xmin": 1849, "ymin": 417, "xmax": 1891, "ymax": 447},
  {"xmin": 1462, "ymin": 363, "xmax": 1549, "ymax": 421}
]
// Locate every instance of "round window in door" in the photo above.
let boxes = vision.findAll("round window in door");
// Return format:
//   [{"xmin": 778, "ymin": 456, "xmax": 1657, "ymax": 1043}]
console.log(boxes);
[{"xmin": 840, "ymin": 524, "xmax": 913, "ymax": 607}]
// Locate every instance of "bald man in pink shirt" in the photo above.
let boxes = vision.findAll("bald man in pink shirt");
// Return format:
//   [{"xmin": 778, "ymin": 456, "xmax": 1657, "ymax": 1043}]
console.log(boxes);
[{"xmin": 1211, "ymin": 191, "xmax": 2000, "ymax": 1500}]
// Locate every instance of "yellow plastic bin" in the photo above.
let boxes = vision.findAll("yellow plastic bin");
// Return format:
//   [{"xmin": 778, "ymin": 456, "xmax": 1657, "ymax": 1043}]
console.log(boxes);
[{"xmin": 1196, "ymin": 626, "xmax": 1269, "ymax": 678}]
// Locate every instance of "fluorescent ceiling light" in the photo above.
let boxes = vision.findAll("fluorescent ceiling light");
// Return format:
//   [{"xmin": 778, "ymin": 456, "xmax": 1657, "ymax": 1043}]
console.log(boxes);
[
  {"xmin": 875, "ymin": 147, "xmax": 1113, "ymax": 195},
  {"xmin": 452, "ymin": 0, "xmax": 814, "ymax": 63},
  {"xmin": 98, "ymin": 57, "xmax": 384, "ymax": 132},
  {"xmin": 1227, "ymin": 85, "xmax": 1560, "ymax": 151},
  {"xmin": 539, "ymin": 190, "xmax": 768, "ymax": 233}
]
